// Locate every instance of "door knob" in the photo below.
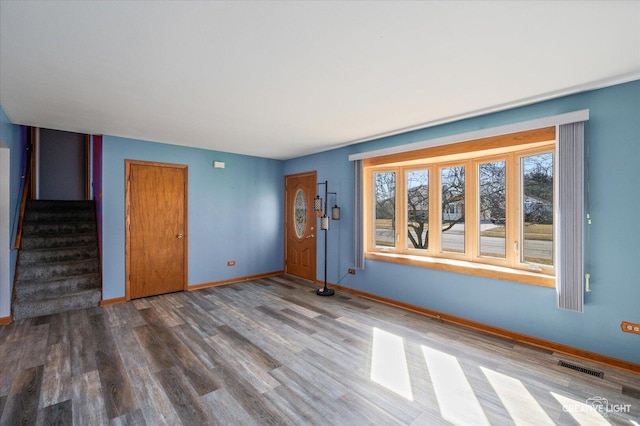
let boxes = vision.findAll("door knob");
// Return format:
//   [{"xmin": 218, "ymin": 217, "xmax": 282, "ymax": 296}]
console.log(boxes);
[
  {"xmin": 176, "ymin": 234, "xmax": 184, "ymax": 239},
  {"xmin": 305, "ymin": 234, "xmax": 314, "ymax": 239}
]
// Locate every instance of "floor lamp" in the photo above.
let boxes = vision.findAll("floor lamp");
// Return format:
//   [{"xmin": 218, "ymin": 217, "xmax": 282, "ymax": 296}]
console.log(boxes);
[{"xmin": 314, "ymin": 180, "xmax": 340, "ymax": 296}]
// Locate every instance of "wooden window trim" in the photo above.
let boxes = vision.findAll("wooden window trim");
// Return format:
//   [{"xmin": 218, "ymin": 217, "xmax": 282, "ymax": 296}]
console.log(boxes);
[
  {"xmin": 364, "ymin": 127, "xmax": 556, "ymax": 167},
  {"xmin": 365, "ymin": 252, "xmax": 555, "ymax": 287}
]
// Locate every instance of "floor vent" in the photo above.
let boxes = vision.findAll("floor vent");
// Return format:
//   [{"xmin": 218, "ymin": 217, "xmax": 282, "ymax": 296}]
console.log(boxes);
[
  {"xmin": 622, "ymin": 385, "xmax": 640, "ymax": 400},
  {"xmin": 558, "ymin": 360, "xmax": 604, "ymax": 378}
]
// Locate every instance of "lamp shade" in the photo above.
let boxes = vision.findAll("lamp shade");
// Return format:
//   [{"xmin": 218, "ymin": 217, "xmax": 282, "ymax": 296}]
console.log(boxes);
[
  {"xmin": 313, "ymin": 195, "xmax": 322, "ymax": 212},
  {"xmin": 320, "ymin": 215, "xmax": 330, "ymax": 230},
  {"xmin": 331, "ymin": 205, "xmax": 340, "ymax": 220}
]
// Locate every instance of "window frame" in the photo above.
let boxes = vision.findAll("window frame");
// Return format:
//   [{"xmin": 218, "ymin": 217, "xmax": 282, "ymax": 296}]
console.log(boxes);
[
  {"xmin": 475, "ymin": 154, "xmax": 510, "ymax": 265},
  {"xmin": 436, "ymin": 162, "xmax": 468, "ymax": 259},
  {"xmin": 363, "ymin": 127, "xmax": 557, "ymax": 287},
  {"xmin": 516, "ymin": 147, "xmax": 556, "ymax": 271},
  {"xmin": 372, "ymin": 167, "xmax": 399, "ymax": 250},
  {"xmin": 405, "ymin": 167, "xmax": 432, "ymax": 254}
]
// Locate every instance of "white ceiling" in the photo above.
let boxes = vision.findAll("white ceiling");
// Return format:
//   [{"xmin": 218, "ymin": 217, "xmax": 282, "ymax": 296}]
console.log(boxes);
[{"xmin": 1, "ymin": 1, "xmax": 639, "ymax": 160}]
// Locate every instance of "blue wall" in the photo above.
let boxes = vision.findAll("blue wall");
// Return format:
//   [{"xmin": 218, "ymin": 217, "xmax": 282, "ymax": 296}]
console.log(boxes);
[
  {"xmin": 284, "ymin": 80, "xmax": 640, "ymax": 365},
  {"xmin": 101, "ymin": 136, "xmax": 284, "ymax": 300},
  {"xmin": 0, "ymin": 106, "xmax": 24, "ymax": 318}
]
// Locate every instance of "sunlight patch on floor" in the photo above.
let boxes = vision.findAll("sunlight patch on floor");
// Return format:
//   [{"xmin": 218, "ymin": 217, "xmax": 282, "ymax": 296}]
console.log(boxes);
[
  {"xmin": 550, "ymin": 392, "xmax": 610, "ymax": 426},
  {"xmin": 422, "ymin": 345, "xmax": 490, "ymax": 426},
  {"xmin": 481, "ymin": 366, "xmax": 554, "ymax": 425},
  {"xmin": 370, "ymin": 327, "xmax": 413, "ymax": 401}
]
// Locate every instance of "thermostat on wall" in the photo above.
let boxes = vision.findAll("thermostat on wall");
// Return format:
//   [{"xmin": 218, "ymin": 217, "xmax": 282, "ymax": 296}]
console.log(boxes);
[{"xmin": 213, "ymin": 161, "xmax": 225, "ymax": 169}]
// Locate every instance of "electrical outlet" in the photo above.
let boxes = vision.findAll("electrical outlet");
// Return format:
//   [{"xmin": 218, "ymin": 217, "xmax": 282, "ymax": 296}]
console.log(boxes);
[
  {"xmin": 348, "ymin": 268, "xmax": 356, "ymax": 275},
  {"xmin": 227, "ymin": 260, "xmax": 236, "ymax": 266},
  {"xmin": 621, "ymin": 321, "xmax": 640, "ymax": 335}
]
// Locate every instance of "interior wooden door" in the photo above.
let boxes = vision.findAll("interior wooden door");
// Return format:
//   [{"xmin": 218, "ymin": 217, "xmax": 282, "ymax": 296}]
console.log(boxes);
[
  {"xmin": 285, "ymin": 171, "xmax": 317, "ymax": 281},
  {"xmin": 126, "ymin": 161, "xmax": 187, "ymax": 299}
]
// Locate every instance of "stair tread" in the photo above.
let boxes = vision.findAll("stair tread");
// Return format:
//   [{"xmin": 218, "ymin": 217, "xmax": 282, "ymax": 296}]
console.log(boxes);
[
  {"xmin": 22, "ymin": 231, "xmax": 96, "ymax": 236},
  {"xmin": 18, "ymin": 256, "xmax": 98, "ymax": 268},
  {"xmin": 19, "ymin": 243, "xmax": 98, "ymax": 253},
  {"xmin": 14, "ymin": 273, "xmax": 100, "ymax": 303},
  {"xmin": 23, "ymin": 223, "xmax": 96, "ymax": 231},
  {"xmin": 24, "ymin": 219, "xmax": 96, "ymax": 225},
  {"xmin": 19, "ymin": 287, "xmax": 101, "ymax": 302},
  {"xmin": 26, "ymin": 200, "xmax": 94, "ymax": 207},
  {"xmin": 20, "ymin": 239, "xmax": 98, "ymax": 250},
  {"xmin": 16, "ymin": 272, "xmax": 100, "ymax": 286},
  {"xmin": 13, "ymin": 288, "xmax": 102, "ymax": 319},
  {"xmin": 19, "ymin": 254, "xmax": 98, "ymax": 267},
  {"xmin": 15, "ymin": 287, "xmax": 101, "ymax": 302},
  {"xmin": 18, "ymin": 250, "xmax": 98, "ymax": 264},
  {"xmin": 21, "ymin": 241, "xmax": 97, "ymax": 253}
]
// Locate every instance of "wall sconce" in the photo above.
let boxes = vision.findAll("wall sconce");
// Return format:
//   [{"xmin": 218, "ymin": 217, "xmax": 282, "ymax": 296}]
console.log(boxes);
[{"xmin": 315, "ymin": 180, "xmax": 340, "ymax": 297}]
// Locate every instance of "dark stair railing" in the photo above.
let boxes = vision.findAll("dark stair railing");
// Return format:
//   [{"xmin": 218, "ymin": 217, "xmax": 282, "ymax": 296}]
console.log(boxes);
[
  {"xmin": 12, "ymin": 127, "xmax": 33, "ymax": 251},
  {"xmin": 10, "ymin": 127, "xmax": 34, "ymax": 322}
]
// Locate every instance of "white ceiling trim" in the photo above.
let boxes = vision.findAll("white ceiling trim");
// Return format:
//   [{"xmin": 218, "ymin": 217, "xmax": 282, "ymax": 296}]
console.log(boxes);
[
  {"xmin": 348, "ymin": 109, "xmax": 589, "ymax": 161},
  {"xmin": 344, "ymin": 71, "xmax": 639, "ymax": 154}
]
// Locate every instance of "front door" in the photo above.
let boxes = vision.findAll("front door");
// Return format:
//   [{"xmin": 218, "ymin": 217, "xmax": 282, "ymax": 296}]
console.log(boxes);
[
  {"xmin": 285, "ymin": 171, "xmax": 317, "ymax": 281},
  {"xmin": 126, "ymin": 160, "xmax": 188, "ymax": 299}
]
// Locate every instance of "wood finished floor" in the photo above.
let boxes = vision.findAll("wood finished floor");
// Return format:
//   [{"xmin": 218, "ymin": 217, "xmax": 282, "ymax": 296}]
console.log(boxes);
[{"xmin": 0, "ymin": 275, "xmax": 639, "ymax": 426}]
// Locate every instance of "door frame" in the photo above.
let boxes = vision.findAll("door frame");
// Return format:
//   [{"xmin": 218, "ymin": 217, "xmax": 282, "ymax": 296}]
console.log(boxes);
[
  {"xmin": 125, "ymin": 159, "xmax": 189, "ymax": 300},
  {"xmin": 284, "ymin": 170, "xmax": 317, "ymax": 281}
]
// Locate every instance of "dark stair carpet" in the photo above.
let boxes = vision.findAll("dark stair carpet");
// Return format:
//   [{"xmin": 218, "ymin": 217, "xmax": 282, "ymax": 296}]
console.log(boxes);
[{"xmin": 13, "ymin": 200, "xmax": 101, "ymax": 320}]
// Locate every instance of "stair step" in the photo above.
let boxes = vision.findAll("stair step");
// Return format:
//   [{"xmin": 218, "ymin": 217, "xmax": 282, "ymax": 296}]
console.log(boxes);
[
  {"xmin": 17, "ymin": 258, "xmax": 99, "ymax": 281},
  {"xmin": 12, "ymin": 288, "xmax": 102, "ymax": 320},
  {"xmin": 20, "ymin": 233, "xmax": 97, "ymax": 250},
  {"xmin": 22, "ymin": 221, "xmax": 96, "ymax": 236},
  {"xmin": 14, "ymin": 273, "xmax": 100, "ymax": 301},
  {"xmin": 19, "ymin": 245, "xmax": 99, "ymax": 265},
  {"xmin": 24, "ymin": 209, "xmax": 95, "ymax": 223},
  {"xmin": 26, "ymin": 200, "xmax": 95, "ymax": 211}
]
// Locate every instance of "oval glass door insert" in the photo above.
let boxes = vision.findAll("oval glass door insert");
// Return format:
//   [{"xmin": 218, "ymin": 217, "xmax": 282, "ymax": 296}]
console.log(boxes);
[{"xmin": 294, "ymin": 189, "xmax": 307, "ymax": 238}]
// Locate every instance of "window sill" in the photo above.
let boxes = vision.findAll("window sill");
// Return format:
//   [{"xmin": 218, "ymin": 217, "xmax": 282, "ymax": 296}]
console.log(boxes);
[{"xmin": 365, "ymin": 252, "xmax": 555, "ymax": 287}]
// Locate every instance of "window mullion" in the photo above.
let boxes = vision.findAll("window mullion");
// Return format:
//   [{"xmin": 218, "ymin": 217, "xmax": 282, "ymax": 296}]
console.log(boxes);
[
  {"xmin": 431, "ymin": 165, "xmax": 441, "ymax": 254},
  {"xmin": 391, "ymin": 168, "xmax": 399, "ymax": 252},
  {"xmin": 397, "ymin": 167, "xmax": 406, "ymax": 252},
  {"xmin": 428, "ymin": 165, "xmax": 435, "ymax": 254},
  {"xmin": 467, "ymin": 160, "xmax": 477, "ymax": 261},
  {"xmin": 506, "ymin": 153, "xmax": 519, "ymax": 268}
]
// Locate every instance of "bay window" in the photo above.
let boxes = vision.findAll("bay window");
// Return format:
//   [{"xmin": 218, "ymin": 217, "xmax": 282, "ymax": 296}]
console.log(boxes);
[{"xmin": 363, "ymin": 127, "xmax": 557, "ymax": 287}]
